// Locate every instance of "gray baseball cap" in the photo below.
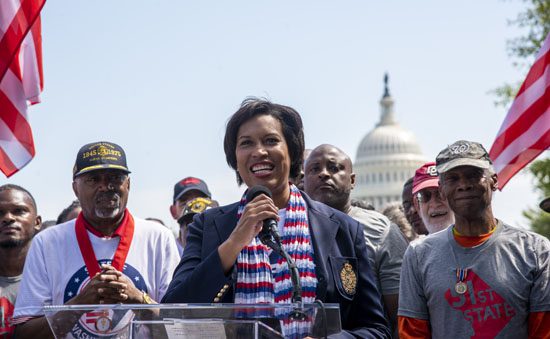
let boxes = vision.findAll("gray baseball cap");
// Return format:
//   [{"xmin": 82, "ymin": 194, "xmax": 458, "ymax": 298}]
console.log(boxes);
[{"xmin": 436, "ymin": 140, "xmax": 493, "ymax": 174}]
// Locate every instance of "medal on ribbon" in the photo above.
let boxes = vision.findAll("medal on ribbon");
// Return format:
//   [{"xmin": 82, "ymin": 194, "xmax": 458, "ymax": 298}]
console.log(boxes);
[
  {"xmin": 94, "ymin": 310, "xmax": 112, "ymax": 333},
  {"xmin": 455, "ymin": 268, "xmax": 468, "ymax": 294}
]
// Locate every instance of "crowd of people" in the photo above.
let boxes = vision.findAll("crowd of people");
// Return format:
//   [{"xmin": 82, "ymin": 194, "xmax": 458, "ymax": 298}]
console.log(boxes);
[{"xmin": 1, "ymin": 98, "xmax": 549, "ymax": 338}]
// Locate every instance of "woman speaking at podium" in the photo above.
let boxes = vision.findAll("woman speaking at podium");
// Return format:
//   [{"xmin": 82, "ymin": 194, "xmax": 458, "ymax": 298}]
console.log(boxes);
[{"xmin": 162, "ymin": 98, "xmax": 390, "ymax": 338}]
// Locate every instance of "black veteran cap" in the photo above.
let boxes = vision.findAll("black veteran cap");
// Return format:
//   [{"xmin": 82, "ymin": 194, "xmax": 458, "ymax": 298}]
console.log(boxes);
[
  {"xmin": 177, "ymin": 197, "xmax": 219, "ymax": 225},
  {"xmin": 73, "ymin": 141, "xmax": 130, "ymax": 178},
  {"xmin": 173, "ymin": 177, "xmax": 211, "ymax": 203},
  {"xmin": 540, "ymin": 197, "xmax": 550, "ymax": 213},
  {"xmin": 436, "ymin": 140, "xmax": 493, "ymax": 174}
]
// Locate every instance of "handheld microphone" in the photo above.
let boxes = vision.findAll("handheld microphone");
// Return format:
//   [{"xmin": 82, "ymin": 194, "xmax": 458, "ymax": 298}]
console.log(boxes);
[{"xmin": 245, "ymin": 185, "xmax": 281, "ymax": 245}]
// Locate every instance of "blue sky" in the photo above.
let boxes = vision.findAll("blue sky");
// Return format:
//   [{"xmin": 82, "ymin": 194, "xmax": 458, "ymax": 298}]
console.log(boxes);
[{"xmin": 4, "ymin": 0, "xmax": 545, "ymax": 230}]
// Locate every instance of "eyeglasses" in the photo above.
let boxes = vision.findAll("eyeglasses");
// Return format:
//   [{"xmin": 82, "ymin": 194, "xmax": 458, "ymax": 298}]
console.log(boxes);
[
  {"xmin": 79, "ymin": 173, "xmax": 128, "ymax": 188},
  {"xmin": 416, "ymin": 189, "xmax": 442, "ymax": 203}
]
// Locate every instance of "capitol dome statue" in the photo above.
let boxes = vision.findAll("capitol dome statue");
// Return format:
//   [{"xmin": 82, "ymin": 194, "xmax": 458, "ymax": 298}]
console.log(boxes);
[{"xmin": 351, "ymin": 74, "xmax": 426, "ymax": 210}]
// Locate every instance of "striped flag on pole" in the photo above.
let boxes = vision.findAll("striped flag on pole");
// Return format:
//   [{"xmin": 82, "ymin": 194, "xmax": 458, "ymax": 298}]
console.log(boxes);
[
  {"xmin": 0, "ymin": 0, "xmax": 46, "ymax": 177},
  {"xmin": 489, "ymin": 32, "xmax": 550, "ymax": 189}
]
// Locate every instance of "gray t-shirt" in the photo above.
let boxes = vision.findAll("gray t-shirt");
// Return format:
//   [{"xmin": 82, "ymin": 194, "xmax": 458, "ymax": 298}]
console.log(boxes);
[
  {"xmin": 1, "ymin": 275, "xmax": 21, "ymax": 338},
  {"xmin": 348, "ymin": 206, "xmax": 408, "ymax": 295},
  {"xmin": 399, "ymin": 221, "xmax": 550, "ymax": 338}
]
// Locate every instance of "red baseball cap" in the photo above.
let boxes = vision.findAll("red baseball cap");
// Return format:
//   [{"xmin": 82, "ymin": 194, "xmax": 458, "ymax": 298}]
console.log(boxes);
[{"xmin": 412, "ymin": 162, "xmax": 439, "ymax": 194}]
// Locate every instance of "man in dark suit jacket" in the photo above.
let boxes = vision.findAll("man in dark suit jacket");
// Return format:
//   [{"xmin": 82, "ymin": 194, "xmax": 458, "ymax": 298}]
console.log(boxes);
[{"xmin": 162, "ymin": 193, "xmax": 390, "ymax": 338}]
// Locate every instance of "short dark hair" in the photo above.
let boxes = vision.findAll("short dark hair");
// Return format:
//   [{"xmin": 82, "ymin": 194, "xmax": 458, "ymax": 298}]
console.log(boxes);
[
  {"xmin": 223, "ymin": 98, "xmax": 305, "ymax": 185},
  {"xmin": 350, "ymin": 198, "xmax": 375, "ymax": 211},
  {"xmin": 382, "ymin": 202, "xmax": 416, "ymax": 242},
  {"xmin": 56, "ymin": 200, "xmax": 81, "ymax": 224},
  {"xmin": 0, "ymin": 184, "xmax": 37, "ymax": 211},
  {"xmin": 403, "ymin": 176, "xmax": 414, "ymax": 189}
]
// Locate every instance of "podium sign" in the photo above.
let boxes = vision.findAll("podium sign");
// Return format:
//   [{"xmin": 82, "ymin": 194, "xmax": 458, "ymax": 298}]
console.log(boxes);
[{"xmin": 43, "ymin": 303, "xmax": 341, "ymax": 338}]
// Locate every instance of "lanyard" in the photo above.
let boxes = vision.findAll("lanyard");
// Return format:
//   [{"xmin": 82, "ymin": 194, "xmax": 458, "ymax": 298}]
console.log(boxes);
[{"xmin": 75, "ymin": 210, "xmax": 135, "ymax": 279}]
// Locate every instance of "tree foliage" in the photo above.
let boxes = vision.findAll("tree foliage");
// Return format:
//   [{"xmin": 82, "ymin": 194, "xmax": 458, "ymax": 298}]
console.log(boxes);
[
  {"xmin": 492, "ymin": 0, "xmax": 550, "ymax": 107},
  {"xmin": 522, "ymin": 159, "xmax": 550, "ymax": 238},
  {"xmin": 528, "ymin": 158, "xmax": 550, "ymax": 196},
  {"xmin": 507, "ymin": 0, "xmax": 550, "ymax": 60}
]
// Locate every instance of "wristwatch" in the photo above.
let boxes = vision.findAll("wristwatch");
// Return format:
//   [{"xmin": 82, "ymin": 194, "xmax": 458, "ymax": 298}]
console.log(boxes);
[{"xmin": 142, "ymin": 291, "xmax": 154, "ymax": 304}]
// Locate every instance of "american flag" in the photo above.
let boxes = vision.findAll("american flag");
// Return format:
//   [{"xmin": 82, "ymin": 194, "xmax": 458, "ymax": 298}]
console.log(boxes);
[
  {"xmin": 489, "ymin": 32, "xmax": 550, "ymax": 189},
  {"xmin": 0, "ymin": 0, "xmax": 46, "ymax": 177}
]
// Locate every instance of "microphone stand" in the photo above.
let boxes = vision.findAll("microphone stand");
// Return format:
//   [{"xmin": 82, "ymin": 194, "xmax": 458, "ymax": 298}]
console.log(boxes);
[{"xmin": 258, "ymin": 232, "xmax": 306, "ymax": 321}]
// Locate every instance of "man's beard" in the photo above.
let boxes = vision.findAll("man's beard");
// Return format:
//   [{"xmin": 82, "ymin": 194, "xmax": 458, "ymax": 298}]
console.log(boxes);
[
  {"xmin": 420, "ymin": 212, "xmax": 454, "ymax": 234},
  {"xmin": 0, "ymin": 238, "xmax": 29, "ymax": 248},
  {"xmin": 94, "ymin": 192, "xmax": 121, "ymax": 219},
  {"xmin": 94, "ymin": 206, "xmax": 121, "ymax": 219}
]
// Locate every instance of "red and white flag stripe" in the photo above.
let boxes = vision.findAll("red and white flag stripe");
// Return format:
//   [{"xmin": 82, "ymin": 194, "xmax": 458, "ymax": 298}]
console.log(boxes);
[
  {"xmin": 489, "ymin": 32, "xmax": 550, "ymax": 189},
  {"xmin": 0, "ymin": 0, "xmax": 45, "ymax": 177}
]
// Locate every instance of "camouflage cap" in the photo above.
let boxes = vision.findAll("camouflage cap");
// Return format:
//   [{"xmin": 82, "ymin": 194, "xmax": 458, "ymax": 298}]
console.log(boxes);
[{"xmin": 436, "ymin": 140, "xmax": 493, "ymax": 174}]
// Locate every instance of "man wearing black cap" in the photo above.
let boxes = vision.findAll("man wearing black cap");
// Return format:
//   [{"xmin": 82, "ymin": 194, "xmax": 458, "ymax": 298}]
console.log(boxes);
[
  {"xmin": 13, "ymin": 141, "xmax": 180, "ymax": 338},
  {"xmin": 540, "ymin": 197, "xmax": 550, "ymax": 213},
  {"xmin": 398, "ymin": 140, "xmax": 550, "ymax": 338},
  {"xmin": 170, "ymin": 177, "xmax": 215, "ymax": 254},
  {"xmin": 175, "ymin": 196, "xmax": 219, "ymax": 254}
]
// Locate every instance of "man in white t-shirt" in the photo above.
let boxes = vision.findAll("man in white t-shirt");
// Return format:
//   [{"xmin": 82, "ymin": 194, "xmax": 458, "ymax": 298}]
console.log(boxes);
[{"xmin": 13, "ymin": 141, "xmax": 180, "ymax": 338}]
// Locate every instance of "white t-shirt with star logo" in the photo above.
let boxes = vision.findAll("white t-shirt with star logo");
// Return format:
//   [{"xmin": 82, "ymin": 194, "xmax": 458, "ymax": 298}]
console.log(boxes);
[{"xmin": 13, "ymin": 216, "xmax": 180, "ymax": 321}]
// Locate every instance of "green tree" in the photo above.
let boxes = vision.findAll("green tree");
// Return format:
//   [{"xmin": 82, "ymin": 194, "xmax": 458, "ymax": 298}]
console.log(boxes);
[
  {"xmin": 497, "ymin": 0, "xmax": 550, "ymax": 237},
  {"xmin": 507, "ymin": 0, "xmax": 550, "ymax": 60},
  {"xmin": 522, "ymin": 159, "xmax": 550, "ymax": 238},
  {"xmin": 493, "ymin": 0, "xmax": 549, "ymax": 107}
]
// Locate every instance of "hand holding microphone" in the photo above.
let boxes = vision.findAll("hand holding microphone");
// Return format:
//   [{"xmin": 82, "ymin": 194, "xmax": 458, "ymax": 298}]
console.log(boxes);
[
  {"xmin": 245, "ymin": 185, "xmax": 282, "ymax": 248},
  {"xmin": 221, "ymin": 185, "xmax": 303, "ymax": 305},
  {"xmin": 219, "ymin": 187, "xmax": 279, "ymax": 271}
]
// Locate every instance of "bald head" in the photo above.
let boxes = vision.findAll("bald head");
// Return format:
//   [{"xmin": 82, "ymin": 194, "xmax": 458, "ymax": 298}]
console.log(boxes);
[
  {"xmin": 304, "ymin": 144, "xmax": 355, "ymax": 213},
  {"xmin": 306, "ymin": 144, "xmax": 352, "ymax": 168}
]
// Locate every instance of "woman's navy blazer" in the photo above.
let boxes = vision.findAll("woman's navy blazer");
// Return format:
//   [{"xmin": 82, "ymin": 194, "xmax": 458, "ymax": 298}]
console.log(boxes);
[{"xmin": 162, "ymin": 193, "xmax": 390, "ymax": 338}]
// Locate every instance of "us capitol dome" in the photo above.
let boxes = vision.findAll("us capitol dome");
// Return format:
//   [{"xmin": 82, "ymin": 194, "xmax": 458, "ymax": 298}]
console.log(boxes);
[{"xmin": 351, "ymin": 74, "xmax": 426, "ymax": 210}]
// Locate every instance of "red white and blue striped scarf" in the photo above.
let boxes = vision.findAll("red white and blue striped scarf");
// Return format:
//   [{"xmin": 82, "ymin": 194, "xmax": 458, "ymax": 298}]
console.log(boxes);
[{"xmin": 234, "ymin": 184, "xmax": 317, "ymax": 304}]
